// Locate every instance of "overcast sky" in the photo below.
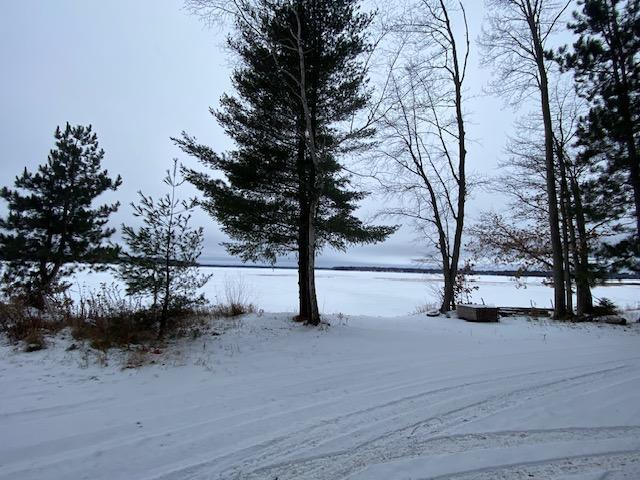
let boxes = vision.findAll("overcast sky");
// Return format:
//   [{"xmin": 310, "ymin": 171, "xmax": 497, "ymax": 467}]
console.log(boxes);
[{"xmin": 0, "ymin": 0, "xmax": 574, "ymax": 268}]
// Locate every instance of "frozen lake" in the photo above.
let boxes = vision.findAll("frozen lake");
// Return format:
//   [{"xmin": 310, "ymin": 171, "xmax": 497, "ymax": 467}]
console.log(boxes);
[{"xmin": 71, "ymin": 267, "xmax": 640, "ymax": 317}]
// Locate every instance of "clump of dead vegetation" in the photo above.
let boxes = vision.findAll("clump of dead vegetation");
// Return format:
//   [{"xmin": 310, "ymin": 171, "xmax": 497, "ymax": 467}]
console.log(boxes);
[
  {"xmin": 0, "ymin": 295, "xmax": 64, "ymax": 351},
  {"xmin": 214, "ymin": 275, "xmax": 256, "ymax": 318},
  {"xmin": 0, "ymin": 278, "xmax": 257, "ymax": 354}
]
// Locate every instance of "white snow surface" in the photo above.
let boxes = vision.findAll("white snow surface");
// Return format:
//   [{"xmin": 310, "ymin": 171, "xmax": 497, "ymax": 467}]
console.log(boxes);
[{"xmin": 2, "ymin": 310, "xmax": 640, "ymax": 479}]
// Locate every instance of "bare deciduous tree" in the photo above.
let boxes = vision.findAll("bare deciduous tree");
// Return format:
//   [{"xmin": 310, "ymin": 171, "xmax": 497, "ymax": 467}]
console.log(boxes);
[
  {"xmin": 471, "ymin": 77, "xmax": 604, "ymax": 316},
  {"xmin": 480, "ymin": 0, "xmax": 571, "ymax": 318},
  {"xmin": 373, "ymin": 0, "xmax": 469, "ymax": 312},
  {"xmin": 470, "ymin": 114, "xmax": 553, "ymax": 279}
]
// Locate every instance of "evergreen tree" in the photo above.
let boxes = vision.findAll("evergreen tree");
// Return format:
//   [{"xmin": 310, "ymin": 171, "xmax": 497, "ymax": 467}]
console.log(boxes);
[
  {"xmin": 0, "ymin": 123, "xmax": 121, "ymax": 305},
  {"xmin": 177, "ymin": 0, "xmax": 395, "ymax": 325},
  {"xmin": 565, "ymin": 0, "xmax": 640, "ymax": 271},
  {"xmin": 119, "ymin": 160, "xmax": 210, "ymax": 338}
]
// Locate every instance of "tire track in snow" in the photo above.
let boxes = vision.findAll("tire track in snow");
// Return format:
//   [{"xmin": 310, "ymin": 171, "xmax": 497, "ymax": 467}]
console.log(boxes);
[
  {"xmin": 424, "ymin": 449, "xmax": 640, "ymax": 480},
  {"xmin": 0, "ymin": 361, "xmax": 575, "ymax": 478},
  {"xmin": 230, "ymin": 365, "xmax": 633, "ymax": 479},
  {"xmin": 147, "ymin": 364, "xmax": 631, "ymax": 480},
  {"xmin": 203, "ymin": 365, "xmax": 618, "ymax": 475},
  {"xmin": 0, "ymin": 358, "xmax": 434, "ymax": 468},
  {"xmin": 0, "ymin": 397, "xmax": 119, "ymax": 420},
  {"xmin": 245, "ymin": 428, "xmax": 640, "ymax": 480}
]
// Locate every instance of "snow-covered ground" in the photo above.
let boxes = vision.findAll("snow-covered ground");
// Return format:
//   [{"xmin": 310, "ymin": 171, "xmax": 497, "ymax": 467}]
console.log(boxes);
[
  {"xmin": 69, "ymin": 266, "xmax": 640, "ymax": 317},
  {"xmin": 1, "ymin": 312, "xmax": 640, "ymax": 479}
]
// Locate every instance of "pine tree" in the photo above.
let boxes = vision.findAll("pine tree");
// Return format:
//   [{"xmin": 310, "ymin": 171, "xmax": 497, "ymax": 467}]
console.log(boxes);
[
  {"xmin": 0, "ymin": 123, "xmax": 121, "ymax": 306},
  {"xmin": 565, "ymin": 0, "xmax": 640, "ymax": 271},
  {"xmin": 119, "ymin": 160, "xmax": 211, "ymax": 338},
  {"xmin": 177, "ymin": 0, "xmax": 395, "ymax": 325}
]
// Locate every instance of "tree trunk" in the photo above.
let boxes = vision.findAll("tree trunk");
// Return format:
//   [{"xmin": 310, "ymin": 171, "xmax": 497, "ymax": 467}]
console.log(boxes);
[
  {"xmin": 159, "ymin": 287, "xmax": 169, "ymax": 339},
  {"xmin": 441, "ymin": 268, "xmax": 455, "ymax": 313},
  {"xmin": 618, "ymin": 81, "xmax": 640, "ymax": 237},
  {"xmin": 559, "ymin": 175, "xmax": 574, "ymax": 315},
  {"xmin": 570, "ymin": 175, "xmax": 593, "ymax": 315},
  {"xmin": 159, "ymin": 257, "xmax": 171, "ymax": 339},
  {"xmin": 152, "ymin": 278, "xmax": 161, "ymax": 330},
  {"xmin": 447, "ymin": 7, "xmax": 467, "ymax": 316},
  {"xmin": 293, "ymin": 6, "xmax": 320, "ymax": 326},
  {"xmin": 567, "ymin": 213, "xmax": 583, "ymax": 314},
  {"xmin": 542, "ymin": 95, "xmax": 567, "ymax": 317},
  {"xmin": 437, "ymin": 227, "xmax": 453, "ymax": 313},
  {"xmin": 556, "ymin": 140, "xmax": 574, "ymax": 315},
  {"xmin": 296, "ymin": 108, "xmax": 310, "ymax": 322},
  {"xmin": 529, "ymin": 14, "xmax": 566, "ymax": 318},
  {"xmin": 302, "ymin": 199, "xmax": 320, "ymax": 325},
  {"xmin": 434, "ymin": 0, "xmax": 467, "ymax": 315},
  {"xmin": 628, "ymin": 137, "xmax": 640, "ymax": 237},
  {"xmin": 159, "ymin": 173, "xmax": 177, "ymax": 339},
  {"xmin": 297, "ymin": 204, "xmax": 314, "ymax": 322},
  {"xmin": 297, "ymin": 240, "xmax": 310, "ymax": 321}
]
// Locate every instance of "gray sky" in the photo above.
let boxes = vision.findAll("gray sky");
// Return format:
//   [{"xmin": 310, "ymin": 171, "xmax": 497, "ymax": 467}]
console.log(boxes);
[{"xmin": 0, "ymin": 0, "xmax": 548, "ymax": 268}]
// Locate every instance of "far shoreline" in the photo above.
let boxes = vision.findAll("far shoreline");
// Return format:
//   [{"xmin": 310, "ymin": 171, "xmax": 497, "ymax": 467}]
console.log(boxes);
[{"xmin": 195, "ymin": 263, "xmax": 640, "ymax": 281}]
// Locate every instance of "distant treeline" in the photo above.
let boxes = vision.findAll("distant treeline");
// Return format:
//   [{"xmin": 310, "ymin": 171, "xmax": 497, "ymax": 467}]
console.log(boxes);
[
  {"xmin": 196, "ymin": 263, "xmax": 640, "ymax": 280},
  {"xmin": 3, "ymin": 258, "xmax": 637, "ymax": 280}
]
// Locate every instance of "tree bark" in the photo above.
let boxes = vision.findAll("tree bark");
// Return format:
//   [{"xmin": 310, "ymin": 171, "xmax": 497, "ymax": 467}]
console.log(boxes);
[
  {"xmin": 296, "ymin": 108, "xmax": 310, "ymax": 322},
  {"xmin": 527, "ymin": 3, "xmax": 566, "ymax": 318},
  {"xmin": 557, "ymin": 152, "xmax": 574, "ymax": 315},
  {"xmin": 297, "ymin": 251, "xmax": 310, "ymax": 320},
  {"xmin": 303, "ymin": 199, "xmax": 320, "ymax": 325},
  {"xmin": 618, "ymin": 75, "xmax": 640, "ymax": 237},
  {"xmin": 441, "ymin": 269, "xmax": 455, "ymax": 313},
  {"xmin": 555, "ymin": 136, "xmax": 576, "ymax": 314},
  {"xmin": 444, "ymin": 0, "xmax": 467, "ymax": 314},
  {"xmin": 569, "ymin": 175, "xmax": 593, "ymax": 315},
  {"xmin": 294, "ymin": 5, "xmax": 321, "ymax": 325}
]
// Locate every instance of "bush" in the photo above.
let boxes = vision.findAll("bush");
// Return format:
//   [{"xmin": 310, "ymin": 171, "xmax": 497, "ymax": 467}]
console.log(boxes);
[
  {"xmin": 67, "ymin": 284, "xmax": 237, "ymax": 350},
  {"xmin": 23, "ymin": 330, "xmax": 46, "ymax": 352},
  {"xmin": 592, "ymin": 297, "xmax": 620, "ymax": 316},
  {"xmin": 211, "ymin": 302, "xmax": 256, "ymax": 318},
  {"xmin": 1, "ymin": 277, "xmax": 256, "ymax": 355},
  {"xmin": 0, "ymin": 295, "xmax": 63, "ymax": 349},
  {"xmin": 68, "ymin": 284, "xmax": 161, "ymax": 350},
  {"xmin": 215, "ymin": 275, "xmax": 256, "ymax": 317}
]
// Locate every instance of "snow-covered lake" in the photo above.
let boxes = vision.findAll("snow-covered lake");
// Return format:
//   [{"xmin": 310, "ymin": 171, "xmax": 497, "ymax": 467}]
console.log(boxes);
[{"xmin": 70, "ymin": 267, "xmax": 640, "ymax": 316}]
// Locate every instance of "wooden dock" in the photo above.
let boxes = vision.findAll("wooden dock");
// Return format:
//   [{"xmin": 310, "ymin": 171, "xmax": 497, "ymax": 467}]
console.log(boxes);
[{"xmin": 497, "ymin": 307, "xmax": 553, "ymax": 317}]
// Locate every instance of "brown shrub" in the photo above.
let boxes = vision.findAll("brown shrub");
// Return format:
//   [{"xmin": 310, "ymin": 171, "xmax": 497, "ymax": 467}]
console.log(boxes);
[
  {"xmin": 0, "ymin": 296, "xmax": 63, "ymax": 350},
  {"xmin": 1, "ymin": 278, "xmax": 258, "ymax": 355}
]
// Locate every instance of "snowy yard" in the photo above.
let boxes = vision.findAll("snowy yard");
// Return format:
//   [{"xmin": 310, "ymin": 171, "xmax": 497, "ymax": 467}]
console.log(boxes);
[{"xmin": 1, "ymin": 308, "xmax": 640, "ymax": 479}]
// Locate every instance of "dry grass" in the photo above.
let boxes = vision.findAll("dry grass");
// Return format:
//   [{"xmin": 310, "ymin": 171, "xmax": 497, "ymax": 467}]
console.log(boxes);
[
  {"xmin": 0, "ymin": 296, "xmax": 64, "ymax": 351},
  {"xmin": 412, "ymin": 302, "xmax": 441, "ymax": 316},
  {"xmin": 65, "ymin": 285, "xmax": 157, "ymax": 350},
  {"xmin": 216, "ymin": 274, "xmax": 256, "ymax": 317},
  {"xmin": 1, "ymin": 277, "xmax": 259, "ymax": 354}
]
